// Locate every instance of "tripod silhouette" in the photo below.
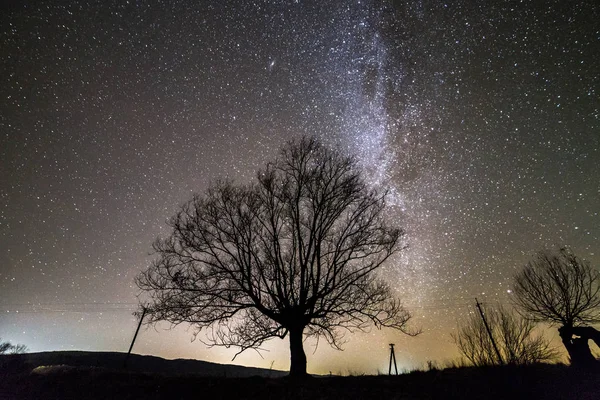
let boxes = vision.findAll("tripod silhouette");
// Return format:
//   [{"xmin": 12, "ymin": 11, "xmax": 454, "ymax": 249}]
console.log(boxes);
[{"xmin": 388, "ymin": 343, "xmax": 398, "ymax": 375}]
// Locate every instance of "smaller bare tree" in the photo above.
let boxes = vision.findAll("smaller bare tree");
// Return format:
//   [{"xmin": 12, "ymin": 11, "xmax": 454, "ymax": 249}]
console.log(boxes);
[
  {"xmin": 0, "ymin": 338, "xmax": 27, "ymax": 355},
  {"xmin": 513, "ymin": 247, "xmax": 600, "ymax": 366},
  {"xmin": 453, "ymin": 304, "xmax": 557, "ymax": 367}
]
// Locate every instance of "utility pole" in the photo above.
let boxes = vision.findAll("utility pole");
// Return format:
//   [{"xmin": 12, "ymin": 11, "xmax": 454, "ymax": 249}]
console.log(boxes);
[
  {"xmin": 124, "ymin": 306, "xmax": 147, "ymax": 368},
  {"xmin": 388, "ymin": 343, "xmax": 398, "ymax": 375},
  {"xmin": 475, "ymin": 298, "xmax": 503, "ymax": 365}
]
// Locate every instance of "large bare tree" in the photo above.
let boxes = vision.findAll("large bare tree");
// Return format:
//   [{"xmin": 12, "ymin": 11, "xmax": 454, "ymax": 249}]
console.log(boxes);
[
  {"xmin": 513, "ymin": 248, "xmax": 600, "ymax": 366},
  {"xmin": 453, "ymin": 304, "xmax": 557, "ymax": 367},
  {"xmin": 136, "ymin": 137, "xmax": 416, "ymax": 376}
]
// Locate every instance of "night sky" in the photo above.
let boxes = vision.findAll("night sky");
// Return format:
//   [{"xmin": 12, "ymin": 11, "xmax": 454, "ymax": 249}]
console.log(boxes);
[{"xmin": 1, "ymin": 0, "xmax": 598, "ymax": 374}]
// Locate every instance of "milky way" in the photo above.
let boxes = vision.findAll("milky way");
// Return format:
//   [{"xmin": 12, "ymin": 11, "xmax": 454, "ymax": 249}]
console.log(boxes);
[{"xmin": 1, "ymin": 1, "xmax": 598, "ymax": 373}]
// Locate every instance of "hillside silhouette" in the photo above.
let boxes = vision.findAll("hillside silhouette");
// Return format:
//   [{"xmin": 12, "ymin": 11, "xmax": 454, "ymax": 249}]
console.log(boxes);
[{"xmin": 3, "ymin": 351, "xmax": 287, "ymax": 378}]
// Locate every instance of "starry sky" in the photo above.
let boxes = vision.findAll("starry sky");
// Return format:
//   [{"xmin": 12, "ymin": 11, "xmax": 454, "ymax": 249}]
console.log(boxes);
[{"xmin": 1, "ymin": 0, "xmax": 598, "ymax": 374}]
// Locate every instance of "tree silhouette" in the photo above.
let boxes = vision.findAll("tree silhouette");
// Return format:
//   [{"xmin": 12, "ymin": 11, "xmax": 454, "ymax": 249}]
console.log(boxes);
[
  {"xmin": 0, "ymin": 338, "xmax": 27, "ymax": 355},
  {"xmin": 513, "ymin": 247, "xmax": 600, "ymax": 366},
  {"xmin": 453, "ymin": 304, "xmax": 557, "ymax": 367},
  {"xmin": 136, "ymin": 137, "xmax": 417, "ymax": 376}
]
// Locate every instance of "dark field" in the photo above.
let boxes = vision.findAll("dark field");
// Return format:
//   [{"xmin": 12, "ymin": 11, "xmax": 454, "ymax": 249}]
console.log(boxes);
[{"xmin": 2, "ymin": 354, "xmax": 600, "ymax": 399}]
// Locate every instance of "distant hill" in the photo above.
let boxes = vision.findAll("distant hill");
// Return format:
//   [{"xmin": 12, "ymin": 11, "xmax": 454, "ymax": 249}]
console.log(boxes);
[{"xmin": 4, "ymin": 351, "xmax": 288, "ymax": 378}]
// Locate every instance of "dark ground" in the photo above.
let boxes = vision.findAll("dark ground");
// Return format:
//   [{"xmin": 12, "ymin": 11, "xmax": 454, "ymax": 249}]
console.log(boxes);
[{"xmin": 2, "ymin": 353, "xmax": 600, "ymax": 399}]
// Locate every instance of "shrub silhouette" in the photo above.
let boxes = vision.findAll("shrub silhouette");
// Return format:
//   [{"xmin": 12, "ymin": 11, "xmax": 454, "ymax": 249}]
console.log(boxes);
[{"xmin": 453, "ymin": 304, "xmax": 557, "ymax": 366}]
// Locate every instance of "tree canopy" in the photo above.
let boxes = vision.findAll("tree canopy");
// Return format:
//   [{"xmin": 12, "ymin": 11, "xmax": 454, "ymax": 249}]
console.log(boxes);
[{"xmin": 513, "ymin": 248, "xmax": 600, "ymax": 327}]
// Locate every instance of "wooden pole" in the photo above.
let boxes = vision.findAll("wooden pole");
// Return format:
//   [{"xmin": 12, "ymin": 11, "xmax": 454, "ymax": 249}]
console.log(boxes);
[
  {"xmin": 124, "ymin": 306, "xmax": 147, "ymax": 368},
  {"xmin": 475, "ymin": 298, "xmax": 503, "ymax": 365}
]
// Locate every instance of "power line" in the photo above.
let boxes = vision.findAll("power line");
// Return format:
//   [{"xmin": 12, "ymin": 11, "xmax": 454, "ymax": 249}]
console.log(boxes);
[
  {"xmin": 1, "ymin": 296, "xmax": 514, "ymax": 314},
  {"xmin": 3, "ymin": 309, "xmax": 136, "ymax": 314},
  {"xmin": 1, "ymin": 302, "xmax": 139, "ymax": 314},
  {"xmin": 0, "ymin": 302, "xmax": 138, "ymax": 306}
]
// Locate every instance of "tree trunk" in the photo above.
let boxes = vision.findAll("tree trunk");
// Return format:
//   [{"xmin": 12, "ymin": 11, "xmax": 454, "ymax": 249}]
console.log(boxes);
[
  {"xmin": 288, "ymin": 326, "xmax": 307, "ymax": 377},
  {"xmin": 559, "ymin": 325, "xmax": 597, "ymax": 367}
]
